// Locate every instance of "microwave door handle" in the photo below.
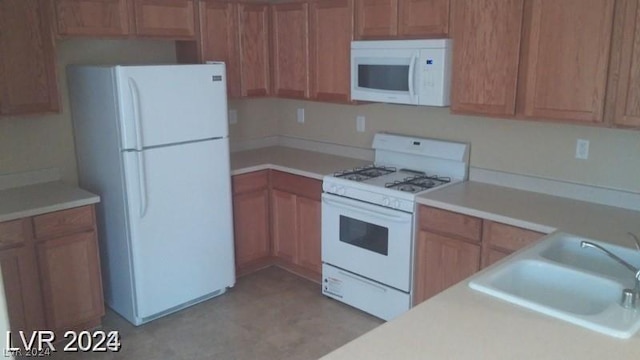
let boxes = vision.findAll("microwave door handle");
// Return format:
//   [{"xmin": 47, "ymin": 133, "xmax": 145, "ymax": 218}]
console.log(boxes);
[{"xmin": 408, "ymin": 52, "xmax": 418, "ymax": 101}]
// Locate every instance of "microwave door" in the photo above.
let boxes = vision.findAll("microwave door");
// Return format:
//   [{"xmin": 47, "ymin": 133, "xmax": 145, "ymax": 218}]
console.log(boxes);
[{"xmin": 351, "ymin": 50, "xmax": 416, "ymax": 105}]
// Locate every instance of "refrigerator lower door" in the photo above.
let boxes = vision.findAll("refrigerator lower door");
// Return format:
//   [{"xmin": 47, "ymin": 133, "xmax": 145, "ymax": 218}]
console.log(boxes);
[{"xmin": 122, "ymin": 138, "xmax": 234, "ymax": 322}]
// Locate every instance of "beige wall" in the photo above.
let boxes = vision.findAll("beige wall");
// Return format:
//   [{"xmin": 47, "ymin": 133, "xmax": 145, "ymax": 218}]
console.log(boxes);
[
  {"xmin": 230, "ymin": 99, "xmax": 640, "ymax": 193},
  {"xmin": 0, "ymin": 39, "xmax": 177, "ymax": 184}
]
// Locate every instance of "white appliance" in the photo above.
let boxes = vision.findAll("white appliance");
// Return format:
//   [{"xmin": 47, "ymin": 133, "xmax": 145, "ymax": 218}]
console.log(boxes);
[
  {"xmin": 351, "ymin": 39, "xmax": 452, "ymax": 106},
  {"xmin": 67, "ymin": 63, "xmax": 235, "ymax": 326},
  {"xmin": 322, "ymin": 133, "xmax": 469, "ymax": 320}
]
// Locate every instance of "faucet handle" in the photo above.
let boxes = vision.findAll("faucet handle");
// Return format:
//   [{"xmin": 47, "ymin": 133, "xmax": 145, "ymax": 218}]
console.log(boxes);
[{"xmin": 628, "ymin": 232, "xmax": 640, "ymax": 251}]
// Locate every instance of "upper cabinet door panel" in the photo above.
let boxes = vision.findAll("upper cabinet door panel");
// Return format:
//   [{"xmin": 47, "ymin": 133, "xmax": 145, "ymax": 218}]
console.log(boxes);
[
  {"xmin": 450, "ymin": 0, "xmax": 524, "ymax": 116},
  {"xmin": 239, "ymin": 3, "xmax": 271, "ymax": 97},
  {"xmin": 309, "ymin": 0, "xmax": 354, "ymax": 103},
  {"xmin": 55, "ymin": 0, "xmax": 130, "ymax": 36},
  {"xmin": 271, "ymin": 3, "xmax": 309, "ymax": 99},
  {"xmin": 520, "ymin": 0, "xmax": 614, "ymax": 123},
  {"xmin": 398, "ymin": 0, "xmax": 449, "ymax": 37},
  {"xmin": 355, "ymin": 0, "xmax": 398, "ymax": 39},
  {"xmin": 199, "ymin": 1, "xmax": 241, "ymax": 98},
  {"xmin": 614, "ymin": 0, "xmax": 640, "ymax": 128},
  {"xmin": 0, "ymin": 0, "xmax": 59, "ymax": 115},
  {"xmin": 133, "ymin": 0, "xmax": 196, "ymax": 39}
]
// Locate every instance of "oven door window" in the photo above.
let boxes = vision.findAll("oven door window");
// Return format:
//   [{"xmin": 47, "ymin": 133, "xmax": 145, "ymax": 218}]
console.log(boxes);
[{"xmin": 339, "ymin": 215, "xmax": 389, "ymax": 256}]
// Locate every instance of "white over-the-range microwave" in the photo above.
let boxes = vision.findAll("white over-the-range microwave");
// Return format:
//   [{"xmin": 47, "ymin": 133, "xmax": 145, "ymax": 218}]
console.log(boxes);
[{"xmin": 351, "ymin": 39, "xmax": 452, "ymax": 107}]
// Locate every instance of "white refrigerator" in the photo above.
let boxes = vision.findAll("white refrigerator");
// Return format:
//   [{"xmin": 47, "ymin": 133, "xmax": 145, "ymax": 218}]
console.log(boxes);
[{"xmin": 68, "ymin": 64, "xmax": 235, "ymax": 326}]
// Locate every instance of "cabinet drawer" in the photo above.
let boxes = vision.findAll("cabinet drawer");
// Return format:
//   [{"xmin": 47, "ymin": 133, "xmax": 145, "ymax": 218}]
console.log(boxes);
[
  {"xmin": 0, "ymin": 219, "xmax": 28, "ymax": 249},
  {"xmin": 33, "ymin": 206, "xmax": 95, "ymax": 239},
  {"xmin": 483, "ymin": 221, "xmax": 544, "ymax": 253},
  {"xmin": 232, "ymin": 170, "xmax": 269, "ymax": 194},
  {"xmin": 418, "ymin": 206, "xmax": 482, "ymax": 243},
  {"xmin": 271, "ymin": 171, "xmax": 322, "ymax": 200}
]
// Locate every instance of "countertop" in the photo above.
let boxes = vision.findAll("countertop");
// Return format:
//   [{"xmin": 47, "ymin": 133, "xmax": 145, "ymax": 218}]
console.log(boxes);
[
  {"xmin": 0, "ymin": 181, "xmax": 100, "ymax": 222},
  {"xmin": 231, "ymin": 146, "xmax": 370, "ymax": 180}
]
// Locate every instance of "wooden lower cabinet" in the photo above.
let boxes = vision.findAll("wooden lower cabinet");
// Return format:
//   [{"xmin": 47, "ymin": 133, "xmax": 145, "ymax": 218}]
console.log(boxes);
[
  {"xmin": 481, "ymin": 220, "xmax": 544, "ymax": 268},
  {"xmin": 296, "ymin": 196, "xmax": 321, "ymax": 275},
  {"xmin": 271, "ymin": 189, "xmax": 299, "ymax": 263}
]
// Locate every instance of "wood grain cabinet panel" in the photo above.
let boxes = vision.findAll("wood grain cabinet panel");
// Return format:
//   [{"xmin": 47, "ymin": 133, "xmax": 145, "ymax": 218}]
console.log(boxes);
[
  {"xmin": 271, "ymin": 3, "xmax": 310, "ymax": 99},
  {"xmin": 418, "ymin": 205, "xmax": 482, "ymax": 243},
  {"xmin": 239, "ymin": 3, "xmax": 271, "ymax": 97},
  {"xmin": 198, "ymin": 1, "xmax": 241, "ymax": 98},
  {"xmin": 613, "ymin": 0, "xmax": 640, "ymax": 128},
  {"xmin": 519, "ymin": 0, "xmax": 614, "ymax": 123},
  {"xmin": 132, "ymin": 0, "xmax": 196, "ymax": 39},
  {"xmin": 55, "ymin": 0, "xmax": 130, "ymax": 36},
  {"xmin": 296, "ymin": 196, "xmax": 321, "ymax": 275},
  {"xmin": 36, "ymin": 231, "xmax": 104, "ymax": 333},
  {"xmin": 33, "ymin": 206, "xmax": 95, "ymax": 239},
  {"xmin": 0, "ymin": 219, "xmax": 28, "ymax": 249},
  {"xmin": 309, "ymin": 0, "xmax": 354, "ymax": 103},
  {"xmin": 398, "ymin": 0, "xmax": 449, "ymax": 37},
  {"xmin": 450, "ymin": 0, "xmax": 524, "ymax": 116},
  {"xmin": 481, "ymin": 221, "xmax": 544, "ymax": 268},
  {"xmin": 271, "ymin": 189, "xmax": 298, "ymax": 264},
  {"xmin": 355, "ymin": 0, "xmax": 398, "ymax": 39},
  {"xmin": 0, "ymin": 0, "xmax": 59, "ymax": 115}
]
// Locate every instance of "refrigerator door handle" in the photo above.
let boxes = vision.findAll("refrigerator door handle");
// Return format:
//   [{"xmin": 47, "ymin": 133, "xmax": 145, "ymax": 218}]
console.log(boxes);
[
  {"xmin": 128, "ymin": 78, "xmax": 144, "ymax": 151},
  {"xmin": 136, "ymin": 151, "xmax": 148, "ymax": 218}
]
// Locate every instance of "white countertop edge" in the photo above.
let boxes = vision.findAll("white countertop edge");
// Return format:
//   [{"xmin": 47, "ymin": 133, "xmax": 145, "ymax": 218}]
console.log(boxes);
[
  {"xmin": 0, "ymin": 196, "xmax": 100, "ymax": 223},
  {"xmin": 231, "ymin": 163, "xmax": 325, "ymax": 180},
  {"xmin": 416, "ymin": 197, "xmax": 557, "ymax": 234}
]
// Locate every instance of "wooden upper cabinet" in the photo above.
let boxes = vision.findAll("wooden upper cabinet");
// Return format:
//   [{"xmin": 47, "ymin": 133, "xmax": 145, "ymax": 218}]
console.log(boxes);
[
  {"xmin": 132, "ymin": 0, "xmax": 196, "ymax": 39},
  {"xmin": 613, "ymin": 0, "xmax": 640, "ymax": 128},
  {"xmin": 55, "ymin": 0, "xmax": 130, "ymax": 36},
  {"xmin": 238, "ymin": 3, "xmax": 271, "ymax": 97},
  {"xmin": 0, "ymin": 0, "xmax": 59, "ymax": 115},
  {"xmin": 398, "ymin": 0, "xmax": 449, "ymax": 37},
  {"xmin": 519, "ymin": 0, "xmax": 614, "ymax": 123},
  {"xmin": 355, "ymin": 0, "xmax": 398, "ymax": 38},
  {"xmin": 271, "ymin": 3, "xmax": 310, "ymax": 99},
  {"xmin": 309, "ymin": 0, "xmax": 354, "ymax": 103},
  {"xmin": 450, "ymin": 0, "xmax": 524, "ymax": 116},
  {"xmin": 199, "ymin": 1, "xmax": 241, "ymax": 98}
]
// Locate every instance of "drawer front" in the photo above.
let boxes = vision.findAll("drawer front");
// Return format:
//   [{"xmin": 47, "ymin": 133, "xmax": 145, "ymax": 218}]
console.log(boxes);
[
  {"xmin": 484, "ymin": 221, "xmax": 544, "ymax": 252},
  {"xmin": 0, "ymin": 219, "xmax": 28, "ymax": 248},
  {"xmin": 232, "ymin": 170, "xmax": 269, "ymax": 194},
  {"xmin": 418, "ymin": 206, "xmax": 482, "ymax": 243},
  {"xmin": 271, "ymin": 171, "xmax": 322, "ymax": 200},
  {"xmin": 33, "ymin": 206, "xmax": 95, "ymax": 239}
]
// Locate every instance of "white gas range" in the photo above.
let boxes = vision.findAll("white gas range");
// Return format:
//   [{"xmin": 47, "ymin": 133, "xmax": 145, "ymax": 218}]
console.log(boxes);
[{"xmin": 321, "ymin": 133, "xmax": 469, "ymax": 320}]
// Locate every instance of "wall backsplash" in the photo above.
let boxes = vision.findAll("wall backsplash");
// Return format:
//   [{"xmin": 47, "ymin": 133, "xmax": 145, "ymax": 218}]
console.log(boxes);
[
  {"xmin": 230, "ymin": 98, "xmax": 640, "ymax": 194},
  {"xmin": 0, "ymin": 39, "xmax": 177, "ymax": 185}
]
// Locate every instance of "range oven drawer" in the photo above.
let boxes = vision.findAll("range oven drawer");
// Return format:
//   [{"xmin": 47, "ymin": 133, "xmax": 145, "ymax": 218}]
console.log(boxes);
[{"xmin": 322, "ymin": 264, "xmax": 410, "ymax": 321}]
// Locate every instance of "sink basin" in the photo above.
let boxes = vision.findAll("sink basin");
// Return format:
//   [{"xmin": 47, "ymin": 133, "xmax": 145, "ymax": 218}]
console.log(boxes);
[{"xmin": 469, "ymin": 232, "xmax": 640, "ymax": 339}]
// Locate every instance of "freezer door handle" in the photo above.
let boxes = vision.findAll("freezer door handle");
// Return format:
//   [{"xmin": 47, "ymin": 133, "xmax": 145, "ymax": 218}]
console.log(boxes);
[
  {"xmin": 136, "ymin": 151, "xmax": 148, "ymax": 218},
  {"xmin": 128, "ymin": 78, "xmax": 144, "ymax": 151}
]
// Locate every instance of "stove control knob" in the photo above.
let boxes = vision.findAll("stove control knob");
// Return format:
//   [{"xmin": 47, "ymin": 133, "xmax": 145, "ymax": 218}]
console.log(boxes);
[
  {"xmin": 392, "ymin": 199, "xmax": 400, "ymax": 209},
  {"xmin": 382, "ymin": 197, "xmax": 391, "ymax": 206}
]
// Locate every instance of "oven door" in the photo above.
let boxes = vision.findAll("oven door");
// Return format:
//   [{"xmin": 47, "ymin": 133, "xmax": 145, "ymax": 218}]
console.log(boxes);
[{"xmin": 321, "ymin": 193, "xmax": 413, "ymax": 292}]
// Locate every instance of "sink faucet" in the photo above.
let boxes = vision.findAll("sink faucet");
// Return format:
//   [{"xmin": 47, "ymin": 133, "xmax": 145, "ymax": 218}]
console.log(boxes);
[{"xmin": 580, "ymin": 235, "xmax": 640, "ymax": 309}]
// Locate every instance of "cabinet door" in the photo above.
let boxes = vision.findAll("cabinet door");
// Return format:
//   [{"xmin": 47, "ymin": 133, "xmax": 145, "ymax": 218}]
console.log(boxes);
[
  {"xmin": 519, "ymin": 0, "xmax": 614, "ymax": 123},
  {"xmin": 297, "ymin": 196, "xmax": 321, "ymax": 275},
  {"xmin": 239, "ymin": 3, "xmax": 271, "ymax": 97},
  {"xmin": 309, "ymin": 0, "xmax": 354, "ymax": 103},
  {"xmin": 232, "ymin": 189, "xmax": 271, "ymax": 268},
  {"xmin": 0, "ymin": 0, "xmax": 59, "ymax": 115},
  {"xmin": 36, "ymin": 232, "xmax": 104, "ymax": 333},
  {"xmin": 398, "ymin": 0, "xmax": 449, "ymax": 37},
  {"xmin": 450, "ymin": 0, "xmax": 524, "ymax": 116},
  {"xmin": 481, "ymin": 221, "xmax": 543, "ymax": 268},
  {"xmin": 271, "ymin": 189, "xmax": 298, "ymax": 264},
  {"xmin": 413, "ymin": 230, "xmax": 480, "ymax": 304},
  {"xmin": 199, "ymin": 1, "xmax": 241, "ymax": 98},
  {"xmin": 55, "ymin": 0, "xmax": 129, "ymax": 36},
  {"xmin": 271, "ymin": 3, "xmax": 310, "ymax": 99},
  {"xmin": 132, "ymin": 0, "xmax": 196, "ymax": 39},
  {"xmin": 614, "ymin": 0, "xmax": 640, "ymax": 128},
  {"xmin": 355, "ymin": 0, "xmax": 398, "ymax": 39}
]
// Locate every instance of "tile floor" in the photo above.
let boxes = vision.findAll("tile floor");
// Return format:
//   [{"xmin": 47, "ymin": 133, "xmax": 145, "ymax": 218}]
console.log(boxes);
[{"xmin": 49, "ymin": 267, "xmax": 383, "ymax": 360}]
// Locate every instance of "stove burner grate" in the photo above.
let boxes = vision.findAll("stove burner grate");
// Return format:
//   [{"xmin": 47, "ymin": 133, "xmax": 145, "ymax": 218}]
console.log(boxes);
[
  {"xmin": 334, "ymin": 165, "xmax": 397, "ymax": 182},
  {"xmin": 385, "ymin": 174, "xmax": 452, "ymax": 193}
]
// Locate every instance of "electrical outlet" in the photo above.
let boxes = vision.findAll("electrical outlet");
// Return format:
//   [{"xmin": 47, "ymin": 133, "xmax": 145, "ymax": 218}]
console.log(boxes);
[
  {"xmin": 576, "ymin": 139, "xmax": 589, "ymax": 160},
  {"xmin": 228, "ymin": 109, "xmax": 238, "ymax": 125},
  {"xmin": 297, "ymin": 108, "xmax": 305, "ymax": 124},
  {"xmin": 356, "ymin": 116, "xmax": 366, "ymax": 133}
]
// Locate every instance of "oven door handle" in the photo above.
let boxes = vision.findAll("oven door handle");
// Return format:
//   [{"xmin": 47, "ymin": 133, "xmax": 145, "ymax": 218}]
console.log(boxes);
[{"xmin": 322, "ymin": 197, "xmax": 411, "ymax": 223}]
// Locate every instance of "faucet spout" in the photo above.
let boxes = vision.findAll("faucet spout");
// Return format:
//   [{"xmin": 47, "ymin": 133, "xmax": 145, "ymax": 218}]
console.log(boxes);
[{"xmin": 580, "ymin": 241, "xmax": 639, "ymax": 276}]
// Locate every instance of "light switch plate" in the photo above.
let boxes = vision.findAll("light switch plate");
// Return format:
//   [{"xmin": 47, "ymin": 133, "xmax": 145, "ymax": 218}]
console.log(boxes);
[
  {"xmin": 228, "ymin": 109, "xmax": 238, "ymax": 125},
  {"xmin": 356, "ymin": 116, "xmax": 366, "ymax": 133},
  {"xmin": 576, "ymin": 139, "xmax": 589, "ymax": 160},
  {"xmin": 297, "ymin": 108, "xmax": 305, "ymax": 124}
]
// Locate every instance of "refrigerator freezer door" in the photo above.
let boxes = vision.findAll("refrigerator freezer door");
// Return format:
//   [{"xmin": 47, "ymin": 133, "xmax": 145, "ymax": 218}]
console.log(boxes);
[
  {"xmin": 122, "ymin": 138, "xmax": 235, "ymax": 320},
  {"xmin": 117, "ymin": 64, "xmax": 228, "ymax": 150}
]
